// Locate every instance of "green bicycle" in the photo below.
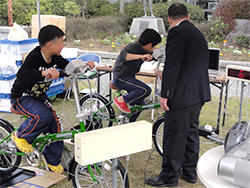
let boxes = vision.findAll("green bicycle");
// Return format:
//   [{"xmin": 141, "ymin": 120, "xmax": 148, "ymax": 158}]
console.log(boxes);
[
  {"xmin": 0, "ymin": 58, "xmax": 129, "ymax": 188},
  {"xmin": 79, "ymin": 55, "xmax": 166, "ymax": 157}
]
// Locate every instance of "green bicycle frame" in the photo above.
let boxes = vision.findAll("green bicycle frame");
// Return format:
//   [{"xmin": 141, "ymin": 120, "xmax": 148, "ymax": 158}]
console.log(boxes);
[
  {"xmin": 91, "ymin": 90, "xmax": 161, "ymax": 122},
  {"xmin": 0, "ymin": 76, "xmax": 102, "ymax": 184}
]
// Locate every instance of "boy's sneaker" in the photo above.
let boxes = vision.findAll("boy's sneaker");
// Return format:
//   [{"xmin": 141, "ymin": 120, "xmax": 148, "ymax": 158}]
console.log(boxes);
[
  {"xmin": 114, "ymin": 97, "xmax": 131, "ymax": 114},
  {"xmin": 48, "ymin": 163, "xmax": 64, "ymax": 174},
  {"xmin": 11, "ymin": 132, "xmax": 34, "ymax": 153}
]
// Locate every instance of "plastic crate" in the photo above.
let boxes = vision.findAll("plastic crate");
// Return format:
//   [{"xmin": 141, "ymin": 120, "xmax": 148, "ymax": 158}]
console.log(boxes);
[
  {"xmin": 0, "ymin": 74, "xmax": 16, "ymax": 94},
  {"xmin": 1, "ymin": 38, "xmax": 38, "ymax": 61},
  {"xmin": 16, "ymin": 60, "xmax": 22, "ymax": 67},
  {"xmin": 0, "ymin": 93, "xmax": 11, "ymax": 113},
  {"xmin": 46, "ymin": 83, "xmax": 65, "ymax": 97},
  {"xmin": 50, "ymin": 77, "xmax": 65, "ymax": 87}
]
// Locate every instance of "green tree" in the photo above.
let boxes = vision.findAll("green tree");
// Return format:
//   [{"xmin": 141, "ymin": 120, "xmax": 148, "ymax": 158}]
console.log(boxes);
[
  {"xmin": 84, "ymin": 0, "xmax": 110, "ymax": 18},
  {"xmin": 64, "ymin": 1, "xmax": 81, "ymax": 17},
  {"xmin": 12, "ymin": 0, "xmax": 36, "ymax": 25},
  {"xmin": 12, "ymin": 0, "xmax": 69, "ymax": 25},
  {"xmin": 75, "ymin": 0, "xmax": 87, "ymax": 18},
  {"xmin": 40, "ymin": 0, "xmax": 67, "ymax": 16},
  {"xmin": 0, "ymin": 0, "xmax": 8, "ymax": 25}
]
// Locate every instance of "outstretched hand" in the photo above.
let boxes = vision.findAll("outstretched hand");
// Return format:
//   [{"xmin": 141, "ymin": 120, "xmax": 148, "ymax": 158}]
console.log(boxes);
[
  {"xmin": 155, "ymin": 70, "xmax": 162, "ymax": 79},
  {"xmin": 86, "ymin": 60, "xmax": 95, "ymax": 69},
  {"xmin": 141, "ymin": 54, "xmax": 153, "ymax": 62},
  {"xmin": 42, "ymin": 68, "xmax": 59, "ymax": 79}
]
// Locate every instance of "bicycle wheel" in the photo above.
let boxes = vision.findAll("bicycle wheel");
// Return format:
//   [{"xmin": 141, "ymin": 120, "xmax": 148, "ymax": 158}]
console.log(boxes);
[
  {"xmin": 152, "ymin": 116, "xmax": 164, "ymax": 156},
  {"xmin": 70, "ymin": 159, "xmax": 129, "ymax": 188},
  {"xmin": 79, "ymin": 93, "xmax": 115, "ymax": 130},
  {"xmin": 0, "ymin": 118, "xmax": 21, "ymax": 175}
]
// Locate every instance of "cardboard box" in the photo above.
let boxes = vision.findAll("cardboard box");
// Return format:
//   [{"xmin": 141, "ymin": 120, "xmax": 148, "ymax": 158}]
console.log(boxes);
[
  {"xmin": 32, "ymin": 15, "xmax": 66, "ymax": 38},
  {"xmin": 136, "ymin": 75, "xmax": 156, "ymax": 84},
  {"xmin": 136, "ymin": 61, "xmax": 157, "ymax": 84},
  {"xmin": 8, "ymin": 166, "xmax": 66, "ymax": 188}
]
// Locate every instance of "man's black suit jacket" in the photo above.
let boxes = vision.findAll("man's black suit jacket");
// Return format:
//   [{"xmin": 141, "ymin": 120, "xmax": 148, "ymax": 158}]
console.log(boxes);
[{"xmin": 161, "ymin": 20, "xmax": 211, "ymax": 110}]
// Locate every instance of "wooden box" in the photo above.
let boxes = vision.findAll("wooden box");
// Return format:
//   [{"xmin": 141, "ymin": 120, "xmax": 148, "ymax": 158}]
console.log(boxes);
[{"xmin": 31, "ymin": 15, "xmax": 66, "ymax": 38}]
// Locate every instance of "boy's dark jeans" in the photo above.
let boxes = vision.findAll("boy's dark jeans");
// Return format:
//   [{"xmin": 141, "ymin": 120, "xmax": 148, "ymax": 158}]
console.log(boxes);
[
  {"xmin": 113, "ymin": 75, "xmax": 151, "ymax": 122},
  {"xmin": 11, "ymin": 95, "xmax": 63, "ymax": 166}
]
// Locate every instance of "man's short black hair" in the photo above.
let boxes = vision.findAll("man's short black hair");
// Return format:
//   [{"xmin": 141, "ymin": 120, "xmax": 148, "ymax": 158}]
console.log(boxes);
[
  {"xmin": 168, "ymin": 3, "xmax": 188, "ymax": 20},
  {"xmin": 138, "ymin": 28, "xmax": 161, "ymax": 47},
  {"xmin": 38, "ymin": 25, "xmax": 65, "ymax": 47}
]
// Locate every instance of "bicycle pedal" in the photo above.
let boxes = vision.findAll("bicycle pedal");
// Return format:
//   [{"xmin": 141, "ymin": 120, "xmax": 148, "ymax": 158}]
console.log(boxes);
[
  {"xmin": 40, "ymin": 155, "xmax": 49, "ymax": 171},
  {"xmin": 118, "ymin": 111, "xmax": 127, "ymax": 115}
]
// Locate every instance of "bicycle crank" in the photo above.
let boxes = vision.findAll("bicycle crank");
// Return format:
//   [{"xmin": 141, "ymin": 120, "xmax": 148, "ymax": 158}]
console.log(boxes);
[{"xmin": 25, "ymin": 148, "xmax": 41, "ymax": 167}]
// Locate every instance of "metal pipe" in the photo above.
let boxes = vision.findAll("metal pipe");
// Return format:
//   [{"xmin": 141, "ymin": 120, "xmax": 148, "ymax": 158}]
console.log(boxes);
[
  {"xmin": 112, "ymin": 158, "xmax": 118, "ymax": 188},
  {"xmin": 37, "ymin": 0, "xmax": 41, "ymax": 30}
]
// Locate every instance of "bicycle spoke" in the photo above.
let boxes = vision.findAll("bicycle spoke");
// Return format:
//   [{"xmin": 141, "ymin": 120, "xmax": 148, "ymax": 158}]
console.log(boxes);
[{"xmin": 71, "ymin": 159, "xmax": 128, "ymax": 188}]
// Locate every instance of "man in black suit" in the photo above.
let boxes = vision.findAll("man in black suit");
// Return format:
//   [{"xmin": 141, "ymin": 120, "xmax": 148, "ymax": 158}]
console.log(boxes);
[{"xmin": 146, "ymin": 3, "xmax": 211, "ymax": 187}]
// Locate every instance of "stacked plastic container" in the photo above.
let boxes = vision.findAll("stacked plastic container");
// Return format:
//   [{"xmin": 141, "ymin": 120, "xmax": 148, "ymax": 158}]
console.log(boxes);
[
  {"xmin": 1, "ymin": 38, "xmax": 39, "ymax": 67},
  {"xmin": 45, "ymin": 48, "xmax": 78, "ymax": 99},
  {"xmin": 0, "ymin": 74, "xmax": 16, "ymax": 112},
  {"xmin": 0, "ymin": 38, "xmax": 38, "ymax": 112}
]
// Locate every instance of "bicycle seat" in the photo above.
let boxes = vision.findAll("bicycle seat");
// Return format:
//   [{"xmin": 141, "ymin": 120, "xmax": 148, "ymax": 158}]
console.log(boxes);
[
  {"xmin": 109, "ymin": 80, "xmax": 121, "ymax": 90},
  {"xmin": 10, "ymin": 106, "xmax": 23, "ymax": 115}
]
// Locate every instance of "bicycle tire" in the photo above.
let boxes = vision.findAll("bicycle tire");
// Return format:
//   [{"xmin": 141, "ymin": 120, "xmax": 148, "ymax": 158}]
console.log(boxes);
[
  {"xmin": 79, "ymin": 93, "xmax": 115, "ymax": 130},
  {"xmin": 152, "ymin": 116, "xmax": 164, "ymax": 156},
  {"xmin": 0, "ymin": 118, "xmax": 22, "ymax": 175},
  {"xmin": 70, "ymin": 159, "xmax": 129, "ymax": 188}
]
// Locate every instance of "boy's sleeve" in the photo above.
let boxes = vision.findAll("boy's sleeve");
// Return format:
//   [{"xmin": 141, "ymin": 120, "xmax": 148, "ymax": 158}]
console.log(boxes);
[
  {"xmin": 119, "ymin": 43, "xmax": 137, "ymax": 62},
  {"xmin": 57, "ymin": 55, "xmax": 69, "ymax": 69},
  {"xmin": 17, "ymin": 57, "xmax": 43, "ymax": 82}
]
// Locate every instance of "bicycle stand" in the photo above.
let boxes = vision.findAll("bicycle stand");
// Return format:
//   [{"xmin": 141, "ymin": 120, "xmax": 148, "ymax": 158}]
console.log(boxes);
[
  {"xmin": 198, "ymin": 126, "xmax": 224, "ymax": 144},
  {"xmin": 112, "ymin": 158, "xmax": 118, "ymax": 188}
]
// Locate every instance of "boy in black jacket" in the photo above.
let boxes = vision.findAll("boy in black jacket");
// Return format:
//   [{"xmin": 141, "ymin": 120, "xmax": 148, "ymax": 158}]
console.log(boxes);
[{"xmin": 11, "ymin": 25, "xmax": 94, "ymax": 173}]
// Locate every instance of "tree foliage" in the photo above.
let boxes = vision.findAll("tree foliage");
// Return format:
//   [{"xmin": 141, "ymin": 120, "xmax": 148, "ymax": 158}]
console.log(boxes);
[
  {"xmin": 12, "ymin": 0, "xmax": 37, "ymax": 25},
  {"xmin": 64, "ymin": 1, "xmax": 81, "ymax": 17},
  {"xmin": 1, "ymin": 0, "xmax": 205, "ymax": 27},
  {"xmin": 11, "ymin": 0, "xmax": 68, "ymax": 25},
  {"xmin": 39, "ymin": 0, "xmax": 67, "ymax": 16},
  {"xmin": 0, "ymin": 0, "xmax": 8, "ymax": 25},
  {"xmin": 84, "ymin": 0, "xmax": 110, "ymax": 18},
  {"xmin": 214, "ymin": 0, "xmax": 250, "ymax": 30}
]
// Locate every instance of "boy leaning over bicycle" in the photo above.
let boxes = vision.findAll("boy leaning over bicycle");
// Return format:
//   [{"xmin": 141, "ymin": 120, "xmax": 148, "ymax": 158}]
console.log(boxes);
[
  {"xmin": 112, "ymin": 28, "xmax": 161, "ymax": 122},
  {"xmin": 10, "ymin": 25, "xmax": 94, "ymax": 173}
]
